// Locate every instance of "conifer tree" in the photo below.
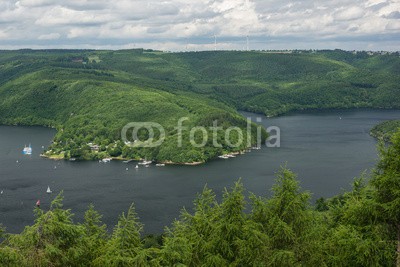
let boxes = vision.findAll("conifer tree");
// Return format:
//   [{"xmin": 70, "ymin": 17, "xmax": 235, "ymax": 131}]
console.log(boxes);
[
  {"xmin": 93, "ymin": 203, "xmax": 158, "ymax": 266},
  {"xmin": 372, "ymin": 131, "xmax": 400, "ymax": 266},
  {"xmin": 79, "ymin": 204, "xmax": 107, "ymax": 265},
  {"xmin": 1, "ymin": 192, "xmax": 84, "ymax": 266}
]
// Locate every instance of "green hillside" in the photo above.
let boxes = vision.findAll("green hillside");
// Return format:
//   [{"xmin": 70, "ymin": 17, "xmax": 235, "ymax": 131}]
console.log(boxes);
[
  {"xmin": 371, "ymin": 120, "xmax": 400, "ymax": 142},
  {"xmin": 0, "ymin": 49, "xmax": 399, "ymax": 162}
]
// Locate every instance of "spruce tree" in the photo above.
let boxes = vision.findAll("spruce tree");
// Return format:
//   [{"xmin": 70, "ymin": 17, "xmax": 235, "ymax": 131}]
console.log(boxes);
[{"xmin": 371, "ymin": 131, "xmax": 400, "ymax": 266}]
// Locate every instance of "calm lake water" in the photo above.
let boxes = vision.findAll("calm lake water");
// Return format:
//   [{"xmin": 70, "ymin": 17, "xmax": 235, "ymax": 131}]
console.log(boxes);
[{"xmin": 1, "ymin": 109, "xmax": 400, "ymax": 234}]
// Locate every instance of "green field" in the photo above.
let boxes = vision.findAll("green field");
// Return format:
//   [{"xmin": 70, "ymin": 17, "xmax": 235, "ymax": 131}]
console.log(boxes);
[{"xmin": 0, "ymin": 49, "xmax": 399, "ymax": 162}]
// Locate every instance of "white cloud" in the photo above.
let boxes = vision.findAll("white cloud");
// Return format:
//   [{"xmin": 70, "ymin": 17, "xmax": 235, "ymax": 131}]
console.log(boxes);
[
  {"xmin": 35, "ymin": 6, "xmax": 113, "ymax": 26},
  {"xmin": 0, "ymin": 0, "xmax": 398, "ymax": 50},
  {"xmin": 334, "ymin": 6, "xmax": 365, "ymax": 21},
  {"xmin": 17, "ymin": 0, "xmax": 54, "ymax": 7},
  {"xmin": 386, "ymin": 20, "xmax": 400, "ymax": 31},
  {"xmin": 38, "ymin": 32, "xmax": 61, "ymax": 40},
  {"xmin": 0, "ymin": 30, "xmax": 8, "ymax": 39}
]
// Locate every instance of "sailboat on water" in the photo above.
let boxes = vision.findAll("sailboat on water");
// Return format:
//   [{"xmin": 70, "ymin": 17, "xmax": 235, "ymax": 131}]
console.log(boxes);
[{"xmin": 46, "ymin": 186, "xmax": 52, "ymax": 194}]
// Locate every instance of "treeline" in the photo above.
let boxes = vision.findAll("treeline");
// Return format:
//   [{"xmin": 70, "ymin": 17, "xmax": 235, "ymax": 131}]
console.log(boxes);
[{"xmin": 1, "ymin": 131, "xmax": 400, "ymax": 266}]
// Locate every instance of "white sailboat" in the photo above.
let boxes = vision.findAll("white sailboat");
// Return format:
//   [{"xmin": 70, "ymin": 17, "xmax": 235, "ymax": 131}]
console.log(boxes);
[{"xmin": 46, "ymin": 186, "xmax": 52, "ymax": 194}]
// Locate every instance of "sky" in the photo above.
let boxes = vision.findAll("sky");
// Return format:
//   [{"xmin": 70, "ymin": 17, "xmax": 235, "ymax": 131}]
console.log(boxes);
[{"xmin": 0, "ymin": 0, "xmax": 399, "ymax": 51}]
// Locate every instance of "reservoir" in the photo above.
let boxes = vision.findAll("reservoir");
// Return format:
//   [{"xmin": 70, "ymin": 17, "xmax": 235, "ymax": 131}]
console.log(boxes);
[{"xmin": 0, "ymin": 109, "xmax": 399, "ymax": 234}]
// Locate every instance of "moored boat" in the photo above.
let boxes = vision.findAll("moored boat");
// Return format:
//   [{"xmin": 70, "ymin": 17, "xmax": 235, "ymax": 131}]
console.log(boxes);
[
  {"xmin": 139, "ymin": 160, "xmax": 152, "ymax": 165},
  {"xmin": 22, "ymin": 144, "xmax": 32, "ymax": 155}
]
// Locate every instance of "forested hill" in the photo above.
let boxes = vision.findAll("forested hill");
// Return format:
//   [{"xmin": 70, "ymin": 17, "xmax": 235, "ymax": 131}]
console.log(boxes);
[
  {"xmin": 371, "ymin": 120, "xmax": 400, "ymax": 142},
  {"xmin": 0, "ymin": 49, "xmax": 399, "ymax": 162}
]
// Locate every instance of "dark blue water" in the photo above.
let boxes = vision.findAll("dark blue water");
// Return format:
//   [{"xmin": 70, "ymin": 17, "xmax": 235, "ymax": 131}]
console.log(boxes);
[{"xmin": 0, "ymin": 109, "xmax": 399, "ymax": 234}]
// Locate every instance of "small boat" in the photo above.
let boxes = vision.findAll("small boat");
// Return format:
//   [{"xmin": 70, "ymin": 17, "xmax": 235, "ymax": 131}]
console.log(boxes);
[
  {"xmin": 218, "ymin": 155, "xmax": 229, "ymax": 159},
  {"xmin": 36, "ymin": 199, "xmax": 40, "ymax": 207},
  {"xmin": 46, "ymin": 186, "xmax": 52, "ymax": 194},
  {"xmin": 102, "ymin": 158, "xmax": 112, "ymax": 163},
  {"xmin": 139, "ymin": 160, "xmax": 152, "ymax": 165},
  {"xmin": 135, "ymin": 165, "xmax": 139, "ymax": 169},
  {"xmin": 156, "ymin": 163, "xmax": 165, "ymax": 167},
  {"xmin": 145, "ymin": 165, "xmax": 149, "ymax": 168},
  {"xmin": 1, "ymin": 190, "xmax": 3, "ymax": 195},
  {"xmin": 226, "ymin": 154, "xmax": 236, "ymax": 158},
  {"xmin": 22, "ymin": 144, "xmax": 32, "ymax": 155},
  {"xmin": 69, "ymin": 158, "xmax": 76, "ymax": 161},
  {"xmin": 126, "ymin": 168, "xmax": 129, "ymax": 171}
]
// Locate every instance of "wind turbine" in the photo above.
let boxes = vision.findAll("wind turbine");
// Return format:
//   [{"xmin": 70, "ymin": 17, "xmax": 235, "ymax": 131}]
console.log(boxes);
[{"xmin": 213, "ymin": 34, "xmax": 217, "ymax": 51}]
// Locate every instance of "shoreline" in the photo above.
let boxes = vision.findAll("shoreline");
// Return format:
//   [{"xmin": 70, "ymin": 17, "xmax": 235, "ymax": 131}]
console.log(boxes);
[
  {"xmin": 40, "ymin": 153, "xmax": 206, "ymax": 166},
  {"xmin": 40, "ymin": 150, "xmax": 250, "ymax": 166},
  {"xmin": 40, "ymin": 153, "xmax": 64, "ymax": 160},
  {"xmin": 161, "ymin": 160, "xmax": 204, "ymax": 166}
]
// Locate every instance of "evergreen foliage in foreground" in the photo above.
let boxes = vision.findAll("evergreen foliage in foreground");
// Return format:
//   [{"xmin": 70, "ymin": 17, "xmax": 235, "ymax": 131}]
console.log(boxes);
[{"xmin": 1, "ymin": 131, "xmax": 400, "ymax": 266}]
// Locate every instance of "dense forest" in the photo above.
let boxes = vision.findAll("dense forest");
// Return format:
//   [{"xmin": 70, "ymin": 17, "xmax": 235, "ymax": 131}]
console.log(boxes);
[
  {"xmin": 1, "ymin": 130, "xmax": 400, "ymax": 266},
  {"xmin": 0, "ymin": 49, "xmax": 399, "ymax": 163},
  {"xmin": 371, "ymin": 120, "xmax": 400, "ymax": 142}
]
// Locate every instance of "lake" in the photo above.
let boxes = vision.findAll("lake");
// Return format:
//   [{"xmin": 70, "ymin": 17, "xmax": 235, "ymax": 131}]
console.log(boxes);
[{"xmin": 0, "ymin": 109, "xmax": 399, "ymax": 234}]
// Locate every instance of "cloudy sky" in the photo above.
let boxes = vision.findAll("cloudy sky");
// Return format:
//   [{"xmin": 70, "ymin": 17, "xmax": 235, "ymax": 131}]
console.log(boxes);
[{"xmin": 1, "ymin": 0, "xmax": 399, "ymax": 51}]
